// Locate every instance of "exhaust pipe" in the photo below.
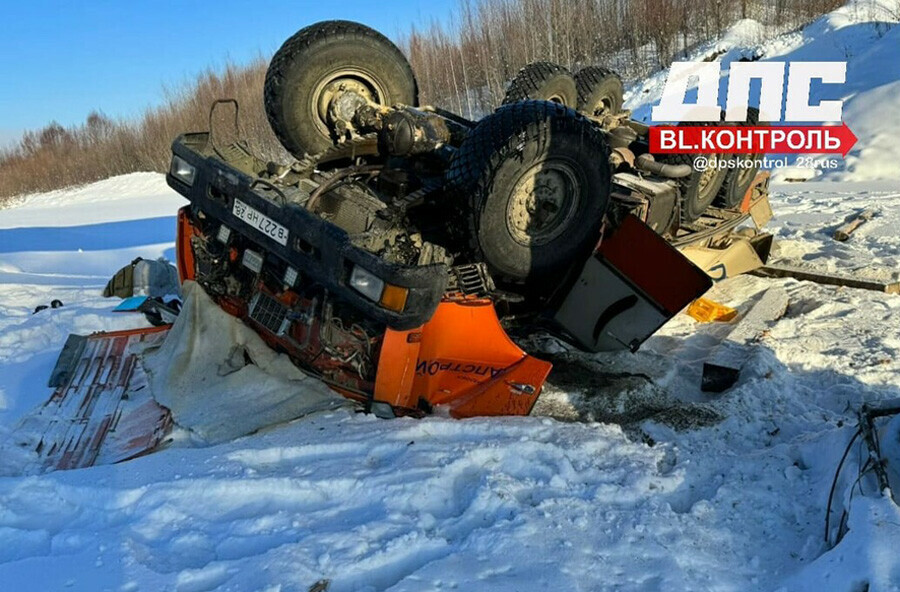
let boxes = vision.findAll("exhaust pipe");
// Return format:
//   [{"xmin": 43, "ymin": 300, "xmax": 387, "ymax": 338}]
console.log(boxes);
[{"xmin": 635, "ymin": 153, "xmax": 693, "ymax": 179}]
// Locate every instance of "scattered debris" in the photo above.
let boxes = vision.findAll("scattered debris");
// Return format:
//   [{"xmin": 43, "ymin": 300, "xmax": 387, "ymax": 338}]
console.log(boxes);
[
  {"xmin": 113, "ymin": 295, "xmax": 182, "ymax": 326},
  {"xmin": 32, "ymin": 299, "xmax": 64, "ymax": 314},
  {"xmin": 701, "ymin": 286, "xmax": 789, "ymax": 392},
  {"xmin": 103, "ymin": 256, "xmax": 180, "ymax": 299},
  {"xmin": 6, "ymin": 327, "xmax": 173, "ymax": 471},
  {"xmin": 753, "ymin": 263, "xmax": 900, "ymax": 294},
  {"xmin": 833, "ymin": 208, "xmax": 876, "ymax": 241},
  {"xmin": 686, "ymin": 297, "xmax": 738, "ymax": 323}
]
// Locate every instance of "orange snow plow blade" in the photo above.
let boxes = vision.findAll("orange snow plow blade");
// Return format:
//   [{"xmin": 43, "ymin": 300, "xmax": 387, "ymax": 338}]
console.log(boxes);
[
  {"xmin": 374, "ymin": 298, "xmax": 552, "ymax": 417},
  {"xmin": 9, "ymin": 326, "xmax": 173, "ymax": 471}
]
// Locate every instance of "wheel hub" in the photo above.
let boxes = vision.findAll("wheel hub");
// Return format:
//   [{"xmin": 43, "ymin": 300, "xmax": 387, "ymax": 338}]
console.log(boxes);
[
  {"xmin": 313, "ymin": 70, "xmax": 384, "ymax": 137},
  {"xmin": 507, "ymin": 161, "xmax": 581, "ymax": 246},
  {"xmin": 591, "ymin": 96, "xmax": 613, "ymax": 117}
]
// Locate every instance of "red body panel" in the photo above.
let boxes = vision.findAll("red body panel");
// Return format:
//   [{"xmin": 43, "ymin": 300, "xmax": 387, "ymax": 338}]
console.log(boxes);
[
  {"xmin": 375, "ymin": 299, "xmax": 551, "ymax": 417},
  {"xmin": 598, "ymin": 215, "xmax": 712, "ymax": 315},
  {"xmin": 13, "ymin": 326, "xmax": 173, "ymax": 470}
]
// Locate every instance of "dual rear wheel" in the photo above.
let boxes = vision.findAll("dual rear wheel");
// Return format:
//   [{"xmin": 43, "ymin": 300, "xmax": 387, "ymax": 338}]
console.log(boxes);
[
  {"xmin": 658, "ymin": 107, "xmax": 764, "ymax": 221},
  {"xmin": 502, "ymin": 62, "xmax": 624, "ymax": 118},
  {"xmin": 501, "ymin": 60, "xmax": 761, "ymax": 222}
]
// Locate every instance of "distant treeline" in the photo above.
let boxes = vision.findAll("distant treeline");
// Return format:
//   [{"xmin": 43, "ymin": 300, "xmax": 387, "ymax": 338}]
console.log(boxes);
[
  {"xmin": 404, "ymin": 0, "xmax": 846, "ymax": 118},
  {"xmin": 0, "ymin": 60, "xmax": 289, "ymax": 202},
  {"xmin": 0, "ymin": 0, "xmax": 845, "ymax": 202}
]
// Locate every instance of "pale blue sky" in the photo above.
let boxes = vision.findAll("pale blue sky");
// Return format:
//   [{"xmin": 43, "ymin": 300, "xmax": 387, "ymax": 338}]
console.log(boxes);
[{"xmin": 0, "ymin": 0, "xmax": 455, "ymax": 146}]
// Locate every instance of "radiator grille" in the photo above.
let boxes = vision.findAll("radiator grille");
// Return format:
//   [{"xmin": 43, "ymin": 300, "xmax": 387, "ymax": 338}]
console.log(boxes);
[
  {"xmin": 248, "ymin": 292, "xmax": 290, "ymax": 336},
  {"xmin": 447, "ymin": 263, "xmax": 495, "ymax": 297}
]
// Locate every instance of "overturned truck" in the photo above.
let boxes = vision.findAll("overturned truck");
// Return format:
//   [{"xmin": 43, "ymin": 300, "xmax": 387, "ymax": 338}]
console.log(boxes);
[{"xmin": 165, "ymin": 20, "xmax": 773, "ymax": 419}]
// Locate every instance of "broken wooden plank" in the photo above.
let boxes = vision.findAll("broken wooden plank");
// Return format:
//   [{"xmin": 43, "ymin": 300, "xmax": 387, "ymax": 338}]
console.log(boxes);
[
  {"xmin": 702, "ymin": 286, "xmax": 789, "ymax": 393},
  {"xmin": 752, "ymin": 263, "xmax": 900, "ymax": 294},
  {"xmin": 834, "ymin": 209, "xmax": 876, "ymax": 241}
]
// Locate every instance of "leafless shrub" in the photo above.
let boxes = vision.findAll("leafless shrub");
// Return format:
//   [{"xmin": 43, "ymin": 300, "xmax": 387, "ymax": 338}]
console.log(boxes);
[
  {"xmin": 0, "ymin": 0, "xmax": 847, "ymax": 204},
  {"xmin": 404, "ymin": 0, "xmax": 845, "ymax": 116},
  {"xmin": 0, "ymin": 57, "xmax": 287, "ymax": 204}
]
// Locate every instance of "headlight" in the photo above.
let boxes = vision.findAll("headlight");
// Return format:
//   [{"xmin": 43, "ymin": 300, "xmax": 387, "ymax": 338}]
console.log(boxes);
[
  {"xmin": 349, "ymin": 265, "xmax": 409, "ymax": 312},
  {"xmin": 170, "ymin": 155, "xmax": 196, "ymax": 186},
  {"xmin": 349, "ymin": 265, "xmax": 384, "ymax": 302}
]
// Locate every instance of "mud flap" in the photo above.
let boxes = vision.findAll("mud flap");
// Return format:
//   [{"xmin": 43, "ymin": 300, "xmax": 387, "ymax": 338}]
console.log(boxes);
[
  {"xmin": 551, "ymin": 214, "xmax": 713, "ymax": 352},
  {"xmin": 9, "ymin": 326, "xmax": 173, "ymax": 471}
]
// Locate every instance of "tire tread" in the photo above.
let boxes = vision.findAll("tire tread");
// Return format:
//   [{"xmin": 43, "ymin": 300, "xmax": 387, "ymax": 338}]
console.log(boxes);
[
  {"xmin": 447, "ymin": 101, "xmax": 610, "ymax": 282},
  {"xmin": 574, "ymin": 66, "xmax": 623, "ymax": 113},
  {"xmin": 502, "ymin": 62, "xmax": 574, "ymax": 105},
  {"xmin": 264, "ymin": 20, "xmax": 418, "ymax": 157}
]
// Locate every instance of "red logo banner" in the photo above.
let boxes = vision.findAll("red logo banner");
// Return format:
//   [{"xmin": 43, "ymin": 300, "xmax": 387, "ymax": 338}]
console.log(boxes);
[{"xmin": 648, "ymin": 124, "xmax": 857, "ymax": 157}]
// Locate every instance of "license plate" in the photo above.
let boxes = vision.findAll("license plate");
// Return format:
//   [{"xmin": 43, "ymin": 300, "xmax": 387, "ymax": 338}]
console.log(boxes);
[{"xmin": 232, "ymin": 199, "xmax": 289, "ymax": 246}]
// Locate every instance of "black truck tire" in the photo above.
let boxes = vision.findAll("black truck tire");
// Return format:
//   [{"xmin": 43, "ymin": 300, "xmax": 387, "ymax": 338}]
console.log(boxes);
[
  {"xmin": 264, "ymin": 20, "xmax": 419, "ymax": 158},
  {"xmin": 716, "ymin": 107, "xmax": 763, "ymax": 208},
  {"xmin": 502, "ymin": 62, "xmax": 578, "ymax": 107},
  {"xmin": 447, "ymin": 101, "xmax": 611, "ymax": 286},
  {"xmin": 575, "ymin": 66, "xmax": 624, "ymax": 116}
]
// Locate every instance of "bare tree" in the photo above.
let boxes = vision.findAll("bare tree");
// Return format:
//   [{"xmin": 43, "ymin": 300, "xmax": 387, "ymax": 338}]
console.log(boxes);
[{"xmin": 0, "ymin": 0, "xmax": 848, "ymax": 202}]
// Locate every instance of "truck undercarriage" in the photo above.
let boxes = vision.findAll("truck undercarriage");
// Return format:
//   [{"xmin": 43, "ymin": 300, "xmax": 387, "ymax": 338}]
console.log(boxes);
[{"xmin": 164, "ymin": 20, "xmax": 774, "ymax": 419}]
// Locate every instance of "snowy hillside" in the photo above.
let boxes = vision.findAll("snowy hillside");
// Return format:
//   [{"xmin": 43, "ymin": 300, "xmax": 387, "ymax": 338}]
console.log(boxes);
[
  {"xmin": 1, "ymin": 3, "xmax": 900, "ymax": 591},
  {"xmin": 626, "ymin": 0, "xmax": 900, "ymax": 182}
]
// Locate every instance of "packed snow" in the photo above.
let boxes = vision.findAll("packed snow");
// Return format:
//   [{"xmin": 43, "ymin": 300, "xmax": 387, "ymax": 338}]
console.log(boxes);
[{"xmin": 1, "ymin": 2, "xmax": 900, "ymax": 591}]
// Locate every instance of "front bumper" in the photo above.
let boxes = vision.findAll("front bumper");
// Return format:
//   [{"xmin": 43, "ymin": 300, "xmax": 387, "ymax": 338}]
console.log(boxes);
[{"xmin": 166, "ymin": 133, "xmax": 447, "ymax": 330}]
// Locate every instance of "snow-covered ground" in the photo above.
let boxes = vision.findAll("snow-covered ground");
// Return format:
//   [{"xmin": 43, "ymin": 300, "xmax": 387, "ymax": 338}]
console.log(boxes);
[
  {"xmin": 7, "ymin": 178, "xmax": 900, "ymax": 592},
  {"xmin": 1, "ymin": 2, "xmax": 899, "ymax": 591},
  {"xmin": 3, "ymin": 180, "xmax": 900, "ymax": 591}
]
